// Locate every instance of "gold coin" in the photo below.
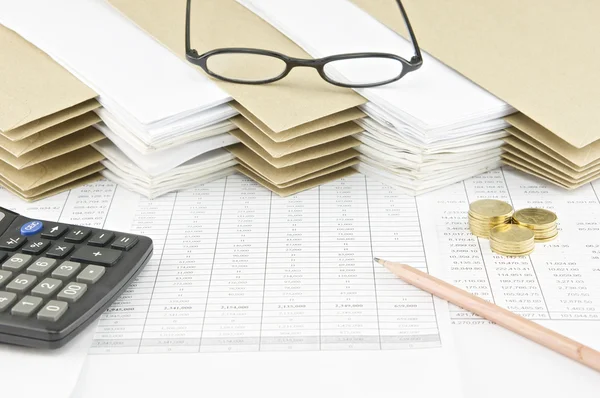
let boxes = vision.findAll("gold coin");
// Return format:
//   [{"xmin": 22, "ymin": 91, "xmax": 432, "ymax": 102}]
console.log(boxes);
[
  {"xmin": 469, "ymin": 200, "xmax": 513, "ymax": 219},
  {"xmin": 489, "ymin": 240, "xmax": 534, "ymax": 250},
  {"xmin": 489, "ymin": 224, "xmax": 535, "ymax": 244},
  {"xmin": 468, "ymin": 211, "xmax": 511, "ymax": 222},
  {"xmin": 491, "ymin": 247, "xmax": 535, "ymax": 257},
  {"xmin": 534, "ymin": 232, "xmax": 559, "ymax": 243},
  {"xmin": 513, "ymin": 208, "xmax": 557, "ymax": 229}
]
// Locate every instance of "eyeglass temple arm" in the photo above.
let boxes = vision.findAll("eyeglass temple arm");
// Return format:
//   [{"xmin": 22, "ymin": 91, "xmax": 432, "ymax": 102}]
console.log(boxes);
[
  {"xmin": 185, "ymin": 0, "xmax": 195, "ymax": 56},
  {"xmin": 395, "ymin": 0, "xmax": 422, "ymax": 64}
]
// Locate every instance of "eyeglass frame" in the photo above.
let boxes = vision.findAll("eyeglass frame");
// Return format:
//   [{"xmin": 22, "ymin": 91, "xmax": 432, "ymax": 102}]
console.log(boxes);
[{"xmin": 184, "ymin": 0, "xmax": 423, "ymax": 88}]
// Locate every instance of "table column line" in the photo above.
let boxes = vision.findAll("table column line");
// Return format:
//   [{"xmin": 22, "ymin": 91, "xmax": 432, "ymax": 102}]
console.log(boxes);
[
  {"xmin": 318, "ymin": 186, "xmax": 322, "ymax": 350},
  {"xmin": 414, "ymin": 195, "xmax": 443, "ymax": 340},
  {"xmin": 258, "ymin": 192, "xmax": 273, "ymax": 350},
  {"xmin": 364, "ymin": 177, "xmax": 382, "ymax": 349},
  {"xmin": 137, "ymin": 191, "xmax": 178, "ymax": 354},
  {"xmin": 198, "ymin": 177, "xmax": 228, "ymax": 352},
  {"xmin": 462, "ymin": 180, "xmax": 496, "ymax": 305},
  {"xmin": 501, "ymin": 168, "xmax": 551, "ymax": 319}
]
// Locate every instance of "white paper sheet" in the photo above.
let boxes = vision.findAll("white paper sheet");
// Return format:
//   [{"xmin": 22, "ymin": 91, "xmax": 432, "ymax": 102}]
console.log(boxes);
[
  {"xmin": 0, "ymin": 180, "xmax": 119, "ymax": 398},
  {"xmin": 94, "ymin": 124, "xmax": 239, "ymax": 176},
  {"xmin": 239, "ymin": 0, "xmax": 513, "ymax": 133},
  {"xmin": 0, "ymin": 0, "xmax": 230, "ymax": 127},
  {"xmin": 416, "ymin": 167, "xmax": 600, "ymax": 397},
  {"xmin": 72, "ymin": 174, "xmax": 463, "ymax": 398}
]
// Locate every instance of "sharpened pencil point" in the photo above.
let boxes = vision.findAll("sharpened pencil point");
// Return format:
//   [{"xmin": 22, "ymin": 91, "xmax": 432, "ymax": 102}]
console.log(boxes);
[{"xmin": 374, "ymin": 257, "xmax": 384, "ymax": 264}]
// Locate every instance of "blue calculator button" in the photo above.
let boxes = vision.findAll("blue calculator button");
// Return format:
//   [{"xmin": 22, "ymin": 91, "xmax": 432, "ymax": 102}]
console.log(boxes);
[{"xmin": 21, "ymin": 221, "xmax": 44, "ymax": 236}]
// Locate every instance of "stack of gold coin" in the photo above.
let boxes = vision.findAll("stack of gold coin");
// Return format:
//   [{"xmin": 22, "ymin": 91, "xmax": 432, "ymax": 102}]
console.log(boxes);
[
  {"xmin": 512, "ymin": 208, "xmax": 559, "ymax": 242},
  {"xmin": 468, "ymin": 199, "xmax": 513, "ymax": 238},
  {"xmin": 489, "ymin": 224, "xmax": 535, "ymax": 256}
]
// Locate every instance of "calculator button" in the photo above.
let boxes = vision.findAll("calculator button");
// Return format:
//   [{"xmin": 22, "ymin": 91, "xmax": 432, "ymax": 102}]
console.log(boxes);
[
  {"xmin": 46, "ymin": 243, "xmax": 74, "ymax": 259},
  {"xmin": 0, "ymin": 234, "xmax": 26, "ymax": 251},
  {"xmin": 6, "ymin": 274, "xmax": 37, "ymax": 294},
  {"xmin": 0, "ymin": 270, "xmax": 12, "ymax": 288},
  {"xmin": 41, "ymin": 225, "xmax": 68, "ymax": 240},
  {"xmin": 20, "ymin": 220, "xmax": 43, "ymax": 236},
  {"xmin": 21, "ymin": 239, "xmax": 51, "ymax": 255},
  {"xmin": 64, "ymin": 228, "xmax": 91, "ymax": 243},
  {"xmin": 71, "ymin": 246, "xmax": 121, "ymax": 267},
  {"xmin": 2, "ymin": 253, "xmax": 33, "ymax": 272},
  {"xmin": 57, "ymin": 282, "xmax": 87, "ymax": 303},
  {"xmin": 111, "ymin": 235, "xmax": 138, "ymax": 251},
  {"xmin": 37, "ymin": 300, "xmax": 69, "ymax": 322},
  {"xmin": 11, "ymin": 295, "xmax": 43, "ymax": 317},
  {"xmin": 76, "ymin": 265, "xmax": 105, "ymax": 284},
  {"xmin": 0, "ymin": 291, "xmax": 16, "ymax": 312},
  {"xmin": 88, "ymin": 231, "xmax": 115, "ymax": 247},
  {"xmin": 31, "ymin": 278, "xmax": 63, "ymax": 298},
  {"xmin": 51, "ymin": 261, "xmax": 81, "ymax": 280},
  {"xmin": 26, "ymin": 257, "xmax": 58, "ymax": 277}
]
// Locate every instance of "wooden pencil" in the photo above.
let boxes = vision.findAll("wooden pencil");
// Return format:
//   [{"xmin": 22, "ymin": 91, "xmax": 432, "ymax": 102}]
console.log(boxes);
[{"xmin": 375, "ymin": 257, "xmax": 600, "ymax": 373}]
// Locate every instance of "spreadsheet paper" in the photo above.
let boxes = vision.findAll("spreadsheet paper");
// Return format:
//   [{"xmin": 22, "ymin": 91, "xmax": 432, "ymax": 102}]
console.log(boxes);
[
  {"xmin": 77, "ymin": 173, "xmax": 463, "ymax": 398},
  {"xmin": 3, "ymin": 168, "xmax": 600, "ymax": 397}
]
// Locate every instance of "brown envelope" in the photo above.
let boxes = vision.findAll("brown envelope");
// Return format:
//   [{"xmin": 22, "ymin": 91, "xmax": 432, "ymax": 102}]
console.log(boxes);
[
  {"xmin": 503, "ymin": 157, "xmax": 600, "ymax": 190},
  {"xmin": 236, "ymin": 165, "xmax": 357, "ymax": 197},
  {"xmin": 0, "ymin": 112, "xmax": 101, "ymax": 157},
  {"xmin": 0, "ymin": 146, "xmax": 105, "ymax": 191},
  {"xmin": 0, "ymin": 127, "xmax": 105, "ymax": 169},
  {"xmin": 239, "ymin": 158, "xmax": 358, "ymax": 189},
  {"xmin": 353, "ymin": 0, "xmax": 600, "ymax": 148},
  {"xmin": 0, "ymin": 163, "xmax": 104, "ymax": 199},
  {"xmin": 109, "ymin": 0, "xmax": 366, "ymax": 132},
  {"xmin": 0, "ymin": 100, "xmax": 100, "ymax": 142},
  {"xmin": 504, "ymin": 133, "xmax": 600, "ymax": 173},
  {"xmin": 228, "ymin": 143, "xmax": 358, "ymax": 184},
  {"xmin": 231, "ymin": 116, "xmax": 362, "ymax": 158},
  {"xmin": 229, "ymin": 129, "xmax": 359, "ymax": 168},
  {"xmin": 505, "ymin": 115, "xmax": 600, "ymax": 168},
  {"xmin": 0, "ymin": 173, "xmax": 103, "ymax": 202},
  {"xmin": 0, "ymin": 25, "xmax": 97, "ymax": 132},
  {"xmin": 230, "ymin": 102, "xmax": 366, "ymax": 142},
  {"xmin": 503, "ymin": 147, "xmax": 600, "ymax": 182}
]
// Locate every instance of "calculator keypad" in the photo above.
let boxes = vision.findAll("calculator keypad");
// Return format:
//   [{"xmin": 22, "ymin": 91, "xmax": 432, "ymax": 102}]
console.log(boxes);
[
  {"xmin": 46, "ymin": 243, "xmax": 74, "ymax": 259},
  {"xmin": 51, "ymin": 261, "xmax": 81, "ymax": 280},
  {"xmin": 11, "ymin": 296, "xmax": 43, "ymax": 317},
  {"xmin": 0, "ymin": 224, "xmax": 110, "ymax": 322},
  {"xmin": 2, "ymin": 253, "xmax": 33, "ymax": 272},
  {"xmin": 0, "ymin": 208, "xmax": 152, "ymax": 348},
  {"xmin": 26, "ymin": 257, "xmax": 57, "ymax": 277}
]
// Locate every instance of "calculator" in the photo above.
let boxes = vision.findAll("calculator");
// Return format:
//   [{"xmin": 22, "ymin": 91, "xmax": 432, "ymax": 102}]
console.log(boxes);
[{"xmin": 0, "ymin": 207, "xmax": 152, "ymax": 348}]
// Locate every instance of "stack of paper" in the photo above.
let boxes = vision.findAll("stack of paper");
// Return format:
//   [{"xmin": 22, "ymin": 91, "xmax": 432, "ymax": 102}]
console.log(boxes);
[
  {"xmin": 0, "ymin": 25, "xmax": 105, "ymax": 201},
  {"xmin": 1, "ymin": 0, "xmax": 374, "ymax": 198},
  {"xmin": 107, "ymin": 0, "xmax": 369, "ymax": 196},
  {"xmin": 351, "ymin": 0, "xmax": 600, "ymax": 190},
  {"xmin": 0, "ymin": 0, "xmax": 240, "ymax": 199},
  {"xmin": 240, "ymin": 0, "xmax": 515, "ymax": 195}
]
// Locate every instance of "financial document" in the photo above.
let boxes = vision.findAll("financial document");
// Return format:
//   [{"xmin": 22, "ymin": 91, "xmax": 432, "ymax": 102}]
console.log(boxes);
[
  {"xmin": 76, "ymin": 173, "xmax": 463, "ymax": 398},
  {"xmin": 91, "ymin": 173, "xmax": 444, "ymax": 354},
  {"xmin": 418, "ymin": 168, "xmax": 600, "ymax": 323},
  {"xmin": 3, "ymin": 170, "xmax": 600, "ymax": 397}
]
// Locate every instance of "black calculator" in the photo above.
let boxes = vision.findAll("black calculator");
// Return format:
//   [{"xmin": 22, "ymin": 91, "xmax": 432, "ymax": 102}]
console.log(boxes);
[{"xmin": 0, "ymin": 207, "xmax": 152, "ymax": 348}]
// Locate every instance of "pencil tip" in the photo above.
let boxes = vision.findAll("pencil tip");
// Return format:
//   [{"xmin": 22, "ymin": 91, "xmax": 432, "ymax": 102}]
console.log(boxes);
[{"xmin": 374, "ymin": 257, "xmax": 383, "ymax": 264}]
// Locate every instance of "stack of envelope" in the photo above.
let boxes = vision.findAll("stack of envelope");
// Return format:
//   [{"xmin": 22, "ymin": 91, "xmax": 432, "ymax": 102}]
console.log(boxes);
[
  {"xmin": 0, "ymin": 0, "xmax": 239, "ymax": 199},
  {"xmin": 239, "ymin": 0, "xmax": 515, "ymax": 195},
  {"xmin": 1, "ymin": 0, "xmax": 369, "ymax": 199},
  {"xmin": 0, "ymin": 25, "xmax": 104, "ymax": 201},
  {"xmin": 351, "ymin": 0, "xmax": 600, "ymax": 190},
  {"xmin": 106, "ymin": 0, "xmax": 368, "ymax": 196}
]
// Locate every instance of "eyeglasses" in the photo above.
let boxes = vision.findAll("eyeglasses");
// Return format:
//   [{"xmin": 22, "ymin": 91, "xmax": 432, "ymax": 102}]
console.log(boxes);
[{"xmin": 185, "ymin": 0, "xmax": 423, "ymax": 88}]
